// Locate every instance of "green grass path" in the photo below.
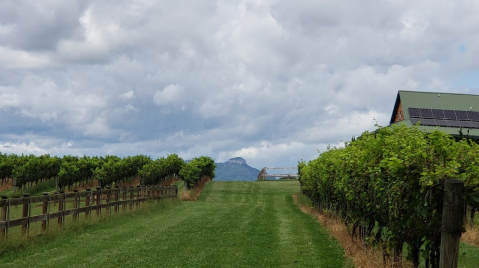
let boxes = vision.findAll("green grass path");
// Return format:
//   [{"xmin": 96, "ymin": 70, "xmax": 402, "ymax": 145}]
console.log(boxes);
[{"xmin": 0, "ymin": 181, "xmax": 349, "ymax": 268}]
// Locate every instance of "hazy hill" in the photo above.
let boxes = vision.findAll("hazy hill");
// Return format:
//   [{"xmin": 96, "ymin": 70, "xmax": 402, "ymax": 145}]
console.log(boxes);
[{"xmin": 214, "ymin": 157, "xmax": 260, "ymax": 181}]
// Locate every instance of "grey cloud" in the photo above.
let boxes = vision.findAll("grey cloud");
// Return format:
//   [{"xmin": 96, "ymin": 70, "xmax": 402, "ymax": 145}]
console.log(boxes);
[
  {"xmin": 0, "ymin": 1, "xmax": 89, "ymax": 51},
  {"xmin": 1, "ymin": 0, "xmax": 479, "ymax": 168}
]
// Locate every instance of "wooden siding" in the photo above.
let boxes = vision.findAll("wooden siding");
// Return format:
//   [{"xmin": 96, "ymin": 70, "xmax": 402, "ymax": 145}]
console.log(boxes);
[{"xmin": 394, "ymin": 101, "xmax": 404, "ymax": 122}]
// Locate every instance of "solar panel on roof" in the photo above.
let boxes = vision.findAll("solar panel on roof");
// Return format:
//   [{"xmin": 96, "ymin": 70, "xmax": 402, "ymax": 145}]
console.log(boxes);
[
  {"xmin": 447, "ymin": 120, "xmax": 462, "ymax": 127},
  {"xmin": 432, "ymin": 109, "xmax": 445, "ymax": 119},
  {"xmin": 458, "ymin": 121, "xmax": 472, "ymax": 128},
  {"xmin": 455, "ymin": 111, "xmax": 469, "ymax": 121},
  {"xmin": 420, "ymin": 108, "xmax": 433, "ymax": 118},
  {"xmin": 420, "ymin": 119, "xmax": 437, "ymax": 126},
  {"xmin": 410, "ymin": 118, "xmax": 420, "ymax": 125},
  {"xmin": 408, "ymin": 108, "xmax": 421, "ymax": 118},
  {"xmin": 443, "ymin": 110, "xmax": 456, "ymax": 120},
  {"xmin": 405, "ymin": 107, "xmax": 479, "ymax": 131},
  {"xmin": 467, "ymin": 111, "xmax": 479, "ymax": 122},
  {"xmin": 435, "ymin": 120, "xmax": 449, "ymax": 127}
]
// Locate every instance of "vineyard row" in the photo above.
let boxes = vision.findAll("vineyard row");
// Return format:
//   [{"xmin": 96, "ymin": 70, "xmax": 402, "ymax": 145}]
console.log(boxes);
[
  {"xmin": 298, "ymin": 124, "xmax": 479, "ymax": 268},
  {"xmin": 0, "ymin": 153, "xmax": 216, "ymax": 192}
]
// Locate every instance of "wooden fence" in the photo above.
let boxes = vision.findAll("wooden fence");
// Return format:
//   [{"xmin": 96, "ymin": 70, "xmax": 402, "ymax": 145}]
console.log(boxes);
[{"xmin": 0, "ymin": 185, "xmax": 178, "ymax": 237}]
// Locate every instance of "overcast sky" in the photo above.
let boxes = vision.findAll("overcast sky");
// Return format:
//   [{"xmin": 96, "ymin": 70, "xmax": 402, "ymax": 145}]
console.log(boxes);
[{"xmin": 1, "ymin": 0, "xmax": 478, "ymax": 169}]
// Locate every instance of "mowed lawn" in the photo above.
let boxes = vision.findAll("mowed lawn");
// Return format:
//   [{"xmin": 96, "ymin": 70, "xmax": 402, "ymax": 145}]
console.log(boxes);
[{"xmin": 0, "ymin": 181, "xmax": 350, "ymax": 268}]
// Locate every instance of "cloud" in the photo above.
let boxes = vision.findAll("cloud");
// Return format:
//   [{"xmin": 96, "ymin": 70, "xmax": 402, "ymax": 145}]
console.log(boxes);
[
  {"xmin": 153, "ymin": 84, "xmax": 184, "ymax": 106},
  {"xmin": 0, "ymin": 0, "xmax": 478, "ymax": 168},
  {"xmin": 0, "ymin": 86, "xmax": 20, "ymax": 108},
  {"xmin": 0, "ymin": 46, "xmax": 53, "ymax": 69},
  {"xmin": 119, "ymin": 90, "xmax": 135, "ymax": 100},
  {"xmin": 0, "ymin": 0, "xmax": 89, "ymax": 51},
  {"xmin": 0, "ymin": 142, "xmax": 46, "ymax": 155},
  {"xmin": 400, "ymin": 10, "xmax": 430, "ymax": 41},
  {"xmin": 56, "ymin": 7, "xmax": 132, "ymax": 63}
]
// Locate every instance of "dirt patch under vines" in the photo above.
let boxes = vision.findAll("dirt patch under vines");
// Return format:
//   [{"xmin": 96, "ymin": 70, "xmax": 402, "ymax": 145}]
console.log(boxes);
[
  {"xmin": 0, "ymin": 180, "xmax": 13, "ymax": 193},
  {"xmin": 180, "ymin": 177, "xmax": 211, "ymax": 201},
  {"xmin": 462, "ymin": 225, "xmax": 479, "ymax": 247}
]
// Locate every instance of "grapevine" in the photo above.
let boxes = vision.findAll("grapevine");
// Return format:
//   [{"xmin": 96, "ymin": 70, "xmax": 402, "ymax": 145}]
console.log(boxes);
[{"xmin": 299, "ymin": 124, "xmax": 479, "ymax": 267}]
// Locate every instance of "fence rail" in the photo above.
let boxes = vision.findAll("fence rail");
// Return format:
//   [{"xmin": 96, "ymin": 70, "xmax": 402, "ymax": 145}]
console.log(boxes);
[{"xmin": 0, "ymin": 185, "xmax": 178, "ymax": 236}]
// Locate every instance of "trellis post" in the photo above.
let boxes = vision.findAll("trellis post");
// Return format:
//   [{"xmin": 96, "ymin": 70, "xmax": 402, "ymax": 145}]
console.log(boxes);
[{"xmin": 439, "ymin": 179, "xmax": 464, "ymax": 268}]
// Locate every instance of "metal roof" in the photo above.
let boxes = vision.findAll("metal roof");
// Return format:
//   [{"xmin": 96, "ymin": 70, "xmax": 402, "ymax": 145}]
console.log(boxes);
[{"xmin": 390, "ymin": 90, "xmax": 479, "ymax": 138}]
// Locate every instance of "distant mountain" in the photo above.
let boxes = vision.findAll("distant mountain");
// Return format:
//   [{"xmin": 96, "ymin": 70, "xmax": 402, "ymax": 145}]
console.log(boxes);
[{"xmin": 214, "ymin": 157, "xmax": 260, "ymax": 181}]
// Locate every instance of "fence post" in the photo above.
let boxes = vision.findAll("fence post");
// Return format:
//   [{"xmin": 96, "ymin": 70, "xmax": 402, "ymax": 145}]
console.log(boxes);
[
  {"xmin": 1, "ymin": 195, "xmax": 7, "ymax": 237},
  {"xmin": 114, "ymin": 186, "xmax": 119, "ymax": 213},
  {"xmin": 106, "ymin": 187, "xmax": 111, "ymax": 214},
  {"xmin": 129, "ymin": 186, "xmax": 134, "ymax": 210},
  {"xmin": 137, "ymin": 186, "xmax": 142, "ymax": 208},
  {"xmin": 41, "ymin": 192, "xmax": 49, "ymax": 232},
  {"xmin": 440, "ymin": 179, "xmax": 465, "ymax": 268},
  {"xmin": 85, "ymin": 188, "xmax": 91, "ymax": 218},
  {"xmin": 96, "ymin": 186, "xmax": 101, "ymax": 216},
  {"xmin": 122, "ymin": 187, "xmax": 127, "ymax": 211},
  {"xmin": 58, "ymin": 191, "xmax": 64, "ymax": 227},
  {"xmin": 73, "ymin": 190, "xmax": 79, "ymax": 220},
  {"xmin": 21, "ymin": 193, "xmax": 30, "ymax": 235}
]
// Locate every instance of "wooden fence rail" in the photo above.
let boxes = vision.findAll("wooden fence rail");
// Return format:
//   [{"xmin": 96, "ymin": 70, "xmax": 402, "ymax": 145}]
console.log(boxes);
[{"xmin": 0, "ymin": 185, "xmax": 178, "ymax": 237}]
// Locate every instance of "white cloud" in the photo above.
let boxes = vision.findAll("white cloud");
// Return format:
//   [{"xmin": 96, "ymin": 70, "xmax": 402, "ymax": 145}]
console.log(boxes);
[
  {"xmin": 1, "ymin": 75, "xmax": 106, "ymax": 129},
  {"xmin": 0, "ymin": 46, "xmax": 53, "ymax": 69},
  {"xmin": 119, "ymin": 90, "xmax": 135, "ymax": 100},
  {"xmin": 56, "ymin": 7, "xmax": 137, "ymax": 63},
  {"xmin": 153, "ymin": 84, "xmax": 184, "ymax": 106},
  {"xmin": 400, "ymin": 10, "xmax": 430, "ymax": 41},
  {"xmin": 83, "ymin": 115, "xmax": 113, "ymax": 137},
  {"xmin": 0, "ymin": 86, "xmax": 20, "ymax": 108},
  {"xmin": 0, "ymin": 142, "xmax": 46, "ymax": 155},
  {"xmin": 220, "ymin": 141, "xmax": 328, "ymax": 169},
  {"xmin": 124, "ymin": 104, "xmax": 138, "ymax": 112}
]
